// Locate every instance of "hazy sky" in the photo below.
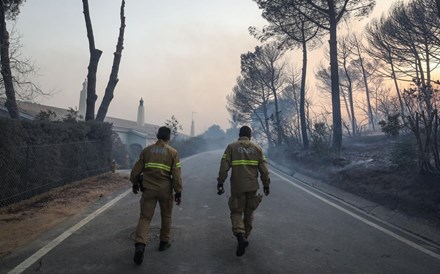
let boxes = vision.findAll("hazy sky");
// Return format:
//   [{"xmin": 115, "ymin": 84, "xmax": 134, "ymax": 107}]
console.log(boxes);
[{"xmin": 15, "ymin": 0, "xmax": 397, "ymax": 135}]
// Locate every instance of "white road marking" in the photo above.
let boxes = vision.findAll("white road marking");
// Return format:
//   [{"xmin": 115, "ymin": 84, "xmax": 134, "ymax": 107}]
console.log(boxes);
[
  {"xmin": 271, "ymin": 169, "xmax": 440, "ymax": 261},
  {"xmin": 9, "ymin": 156, "xmax": 195, "ymax": 274},
  {"xmin": 8, "ymin": 189, "xmax": 131, "ymax": 274}
]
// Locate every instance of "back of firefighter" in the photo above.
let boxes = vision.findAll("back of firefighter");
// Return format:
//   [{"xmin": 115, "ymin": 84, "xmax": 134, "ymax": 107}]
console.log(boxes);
[
  {"xmin": 217, "ymin": 126, "xmax": 270, "ymax": 257},
  {"xmin": 130, "ymin": 126, "xmax": 182, "ymax": 265}
]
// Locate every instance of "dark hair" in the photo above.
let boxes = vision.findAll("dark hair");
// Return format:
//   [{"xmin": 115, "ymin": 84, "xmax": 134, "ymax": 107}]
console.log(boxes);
[
  {"xmin": 157, "ymin": 126, "xmax": 171, "ymax": 141},
  {"xmin": 239, "ymin": 126, "xmax": 252, "ymax": 138}
]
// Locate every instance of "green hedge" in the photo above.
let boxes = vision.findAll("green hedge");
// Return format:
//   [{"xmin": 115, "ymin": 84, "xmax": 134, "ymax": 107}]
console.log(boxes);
[{"xmin": 0, "ymin": 117, "xmax": 113, "ymax": 206}]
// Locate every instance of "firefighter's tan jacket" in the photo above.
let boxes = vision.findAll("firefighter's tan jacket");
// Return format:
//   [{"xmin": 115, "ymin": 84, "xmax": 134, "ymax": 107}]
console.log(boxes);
[
  {"xmin": 217, "ymin": 137, "xmax": 270, "ymax": 193},
  {"xmin": 130, "ymin": 140, "xmax": 182, "ymax": 194}
]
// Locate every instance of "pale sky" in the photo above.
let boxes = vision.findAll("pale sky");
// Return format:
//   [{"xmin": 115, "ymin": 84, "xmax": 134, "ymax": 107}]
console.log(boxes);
[{"xmin": 14, "ymin": 0, "xmax": 397, "ymax": 135}]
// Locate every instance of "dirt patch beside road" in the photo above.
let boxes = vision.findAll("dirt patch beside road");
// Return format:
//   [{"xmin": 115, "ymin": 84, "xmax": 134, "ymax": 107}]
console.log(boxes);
[{"xmin": 0, "ymin": 172, "xmax": 130, "ymax": 258}]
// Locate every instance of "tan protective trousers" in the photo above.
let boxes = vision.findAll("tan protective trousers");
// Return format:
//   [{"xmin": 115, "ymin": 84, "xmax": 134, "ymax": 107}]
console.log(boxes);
[
  {"xmin": 135, "ymin": 189, "xmax": 173, "ymax": 244},
  {"xmin": 228, "ymin": 190, "xmax": 260, "ymax": 238}
]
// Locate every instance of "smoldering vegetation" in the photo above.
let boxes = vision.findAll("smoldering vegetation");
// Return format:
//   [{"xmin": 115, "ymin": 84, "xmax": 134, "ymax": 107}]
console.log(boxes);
[{"xmin": 268, "ymin": 133, "xmax": 440, "ymax": 227}]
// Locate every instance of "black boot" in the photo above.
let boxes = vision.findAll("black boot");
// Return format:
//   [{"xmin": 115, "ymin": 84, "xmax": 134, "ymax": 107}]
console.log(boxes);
[
  {"xmin": 133, "ymin": 243, "xmax": 145, "ymax": 265},
  {"xmin": 159, "ymin": 241, "xmax": 171, "ymax": 251},
  {"xmin": 235, "ymin": 233, "xmax": 249, "ymax": 257}
]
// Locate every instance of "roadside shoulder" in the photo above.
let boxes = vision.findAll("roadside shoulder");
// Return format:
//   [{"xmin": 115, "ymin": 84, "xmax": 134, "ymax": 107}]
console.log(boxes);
[{"xmin": 269, "ymin": 160, "xmax": 440, "ymax": 246}]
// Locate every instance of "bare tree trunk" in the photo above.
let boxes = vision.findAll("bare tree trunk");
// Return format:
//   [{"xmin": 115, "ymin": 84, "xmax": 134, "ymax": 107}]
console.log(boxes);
[
  {"xmin": 424, "ymin": 42, "xmax": 433, "ymax": 117},
  {"xmin": 266, "ymin": 58, "xmax": 283, "ymax": 146},
  {"xmin": 352, "ymin": 36, "xmax": 374, "ymax": 131},
  {"xmin": 262, "ymin": 95, "xmax": 274, "ymax": 147},
  {"xmin": 390, "ymin": 59, "xmax": 405, "ymax": 117},
  {"xmin": 341, "ymin": 87, "xmax": 351, "ymax": 132},
  {"xmin": 422, "ymin": 111, "xmax": 436, "ymax": 174},
  {"xmin": 252, "ymin": 100, "xmax": 273, "ymax": 147},
  {"xmin": 347, "ymin": 88, "xmax": 356, "ymax": 135},
  {"xmin": 341, "ymin": 54, "xmax": 356, "ymax": 136},
  {"xmin": 433, "ymin": 110, "xmax": 440, "ymax": 170},
  {"xmin": 412, "ymin": 113, "xmax": 428, "ymax": 173},
  {"xmin": 291, "ymin": 80, "xmax": 301, "ymax": 144},
  {"xmin": 413, "ymin": 48, "xmax": 432, "ymax": 116},
  {"xmin": 357, "ymin": 51, "xmax": 374, "ymax": 131},
  {"xmin": 96, "ymin": 0, "xmax": 126, "ymax": 121},
  {"xmin": 271, "ymin": 86, "xmax": 283, "ymax": 145},
  {"xmin": 0, "ymin": 1, "xmax": 19, "ymax": 119},
  {"xmin": 437, "ymin": 0, "xmax": 440, "ymax": 17},
  {"xmin": 82, "ymin": 0, "xmax": 102, "ymax": 121},
  {"xmin": 342, "ymin": 120, "xmax": 351, "ymax": 137},
  {"xmin": 411, "ymin": 111, "xmax": 438, "ymax": 175},
  {"xmin": 300, "ymin": 39, "xmax": 309, "ymax": 149},
  {"xmin": 329, "ymin": 15, "xmax": 342, "ymax": 151}
]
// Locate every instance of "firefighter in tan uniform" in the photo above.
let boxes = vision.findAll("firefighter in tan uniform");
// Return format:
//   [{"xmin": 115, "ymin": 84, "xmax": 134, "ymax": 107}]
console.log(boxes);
[
  {"xmin": 217, "ymin": 126, "xmax": 270, "ymax": 257},
  {"xmin": 130, "ymin": 126, "xmax": 183, "ymax": 265}
]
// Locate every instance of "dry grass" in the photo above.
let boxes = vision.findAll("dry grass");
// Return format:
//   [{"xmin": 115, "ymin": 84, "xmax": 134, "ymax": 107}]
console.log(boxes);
[{"xmin": 0, "ymin": 172, "xmax": 130, "ymax": 258}]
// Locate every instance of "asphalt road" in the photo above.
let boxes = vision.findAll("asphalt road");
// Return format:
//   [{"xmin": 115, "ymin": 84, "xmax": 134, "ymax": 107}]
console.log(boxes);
[{"xmin": 2, "ymin": 150, "xmax": 440, "ymax": 273}]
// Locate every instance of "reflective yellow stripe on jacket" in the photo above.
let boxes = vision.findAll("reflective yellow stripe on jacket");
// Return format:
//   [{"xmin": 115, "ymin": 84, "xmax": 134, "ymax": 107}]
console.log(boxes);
[
  {"xmin": 231, "ymin": 160, "xmax": 259, "ymax": 166},
  {"xmin": 145, "ymin": 162, "xmax": 171, "ymax": 172}
]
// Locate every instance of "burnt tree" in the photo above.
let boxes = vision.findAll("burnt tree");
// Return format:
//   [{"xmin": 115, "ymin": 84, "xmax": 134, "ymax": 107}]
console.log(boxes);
[
  {"xmin": 252, "ymin": 0, "xmax": 322, "ymax": 149},
  {"xmin": 96, "ymin": 0, "xmax": 126, "ymax": 121},
  {"xmin": 281, "ymin": 0, "xmax": 375, "ymax": 151},
  {"xmin": 82, "ymin": 0, "xmax": 102, "ymax": 121},
  {"xmin": 0, "ymin": 0, "xmax": 25, "ymax": 119}
]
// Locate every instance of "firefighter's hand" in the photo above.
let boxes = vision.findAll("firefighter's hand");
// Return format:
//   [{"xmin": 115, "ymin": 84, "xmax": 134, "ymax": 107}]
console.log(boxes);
[
  {"xmin": 263, "ymin": 186, "xmax": 270, "ymax": 196},
  {"xmin": 136, "ymin": 174, "xmax": 145, "ymax": 192},
  {"xmin": 132, "ymin": 184, "xmax": 140, "ymax": 194},
  {"xmin": 217, "ymin": 183, "xmax": 225, "ymax": 195},
  {"xmin": 174, "ymin": 192, "xmax": 182, "ymax": 205}
]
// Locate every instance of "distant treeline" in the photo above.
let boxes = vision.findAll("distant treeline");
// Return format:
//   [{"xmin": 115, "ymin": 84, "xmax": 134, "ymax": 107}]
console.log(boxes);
[
  {"xmin": 171, "ymin": 125, "xmax": 239, "ymax": 159},
  {"xmin": 171, "ymin": 135, "xmax": 231, "ymax": 159}
]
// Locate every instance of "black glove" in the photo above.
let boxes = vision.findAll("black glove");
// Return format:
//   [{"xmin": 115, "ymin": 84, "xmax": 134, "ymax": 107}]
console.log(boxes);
[
  {"xmin": 174, "ymin": 192, "xmax": 182, "ymax": 205},
  {"xmin": 137, "ymin": 174, "xmax": 145, "ymax": 192},
  {"xmin": 263, "ymin": 186, "xmax": 270, "ymax": 196},
  {"xmin": 217, "ymin": 183, "xmax": 225, "ymax": 195},
  {"xmin": 137, "ymin": 173, "xmax": 143, "ymax": 183},
  {"xmin": 132, "ymin": 184, "xmax": 140, "ymax": 194}
]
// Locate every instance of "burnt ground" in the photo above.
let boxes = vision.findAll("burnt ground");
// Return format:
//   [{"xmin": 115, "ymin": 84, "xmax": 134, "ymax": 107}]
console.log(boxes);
[
  {"xmin": 0, "ymin": 172, "xmax": 130, "ymax": 258},
  {"xmin": 269, "ymin": 135, "xmax": 440, "ymax": 229}
]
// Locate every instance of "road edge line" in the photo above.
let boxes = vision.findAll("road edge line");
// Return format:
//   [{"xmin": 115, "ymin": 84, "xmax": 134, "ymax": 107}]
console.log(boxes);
[
  {"xmin": 8, "ymin": 156, "xmax": 196, "ymax": 273},
  {"xmin": 271, "ymin": 169, "xmax": 440, "ymax": 261},
  {"xmin": 7, "ymin": 189, "xmax": 131, "ymax": 274},
  {"xmin": 270, "ymin": 164, "xmax": 440, "ymax": 249}
]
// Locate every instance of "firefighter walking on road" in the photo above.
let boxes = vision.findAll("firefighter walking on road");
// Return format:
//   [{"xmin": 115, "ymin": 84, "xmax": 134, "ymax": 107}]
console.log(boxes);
[
  {"xmin": 217, "ymin": 126, "xmax": 270, "ymax": 257},
  {"xmin": 130, "ymin": 126, "xmax": 183, "ymax": 265}
]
